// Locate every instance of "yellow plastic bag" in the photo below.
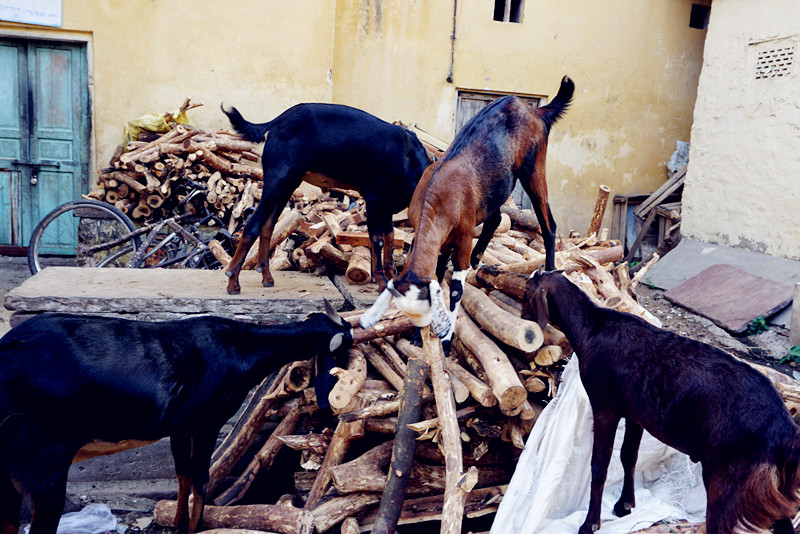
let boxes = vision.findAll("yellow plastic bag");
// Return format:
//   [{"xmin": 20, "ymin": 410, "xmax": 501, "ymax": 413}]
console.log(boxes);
[{"xmin": 122, "ymin": 107, "xmax": 191, "ymax": 144}]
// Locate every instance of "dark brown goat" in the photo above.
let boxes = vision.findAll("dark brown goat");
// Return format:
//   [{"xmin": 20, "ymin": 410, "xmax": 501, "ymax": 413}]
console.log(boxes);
[
  {"xmin": 360, "ymin": 77, "xmax": 573, "ymax": 343},
  {"xmin": 522, "ymin": 269, "xmax": 800, "ymax": 534}
]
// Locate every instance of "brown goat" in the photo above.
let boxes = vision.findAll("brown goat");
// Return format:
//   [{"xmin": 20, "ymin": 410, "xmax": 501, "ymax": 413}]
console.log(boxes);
[
  {"xmin": 522, "ymin": 269, "xmax": 800, "ymax": 534},
  {"xmin": 360, "ymin": 76, "xmax": 573, "ymax": 344}
]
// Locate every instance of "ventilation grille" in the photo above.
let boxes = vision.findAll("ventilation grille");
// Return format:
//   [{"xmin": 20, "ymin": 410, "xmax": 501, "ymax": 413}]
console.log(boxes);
[{"xmin": 755, "ymin": 46, "xmax": 794, "ymax": 79}]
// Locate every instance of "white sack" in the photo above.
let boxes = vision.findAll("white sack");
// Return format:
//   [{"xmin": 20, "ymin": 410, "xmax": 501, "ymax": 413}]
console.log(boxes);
[{"xmin": 491, "ymin": 356, "xmax": 707, "ymax": 534}]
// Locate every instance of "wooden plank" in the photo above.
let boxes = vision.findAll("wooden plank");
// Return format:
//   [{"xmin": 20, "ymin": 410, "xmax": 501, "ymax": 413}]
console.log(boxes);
[
  {"xmin": 664, "ymin": 264, "xmax": 794, "ymax": 334},
  {"xmin": 335, "ymin": 231, "xmax": 405, "ymax": 249},
  {"xmin": 633, "ymin": 167, "xmax": 686, "ymax": 219},
  {"xmin": 623, "ymin": 207, "xmax": 657, "ymax": 263}
]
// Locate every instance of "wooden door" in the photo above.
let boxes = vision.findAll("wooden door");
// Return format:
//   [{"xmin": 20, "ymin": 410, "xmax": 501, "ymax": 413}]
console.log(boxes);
[
  {"xmin": 455, "ymin": 90, "xmax": 541, "ymax": 210},
  {"xmin": 0, "ymin": 38, "xmax": 89, "ymax": 251}
]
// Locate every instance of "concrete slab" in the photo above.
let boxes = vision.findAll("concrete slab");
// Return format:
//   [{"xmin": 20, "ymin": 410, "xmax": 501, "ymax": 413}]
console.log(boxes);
[
  {"xmin": 664, "ymin": 264, "xmax": 794, "ymax": 333},
  {"xmin": 646, "ymin": 238, "xmax": 800, "ymax": 326},
  {"xmin": 4, "ymin": 267, "xmax": 347, "ymax": 325}
]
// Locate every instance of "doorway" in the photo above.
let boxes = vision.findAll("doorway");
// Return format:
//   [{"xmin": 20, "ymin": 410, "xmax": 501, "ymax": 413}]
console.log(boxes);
[{"xmin": 0, "ymin": 37, "xmax": 89, "ymax": 252}]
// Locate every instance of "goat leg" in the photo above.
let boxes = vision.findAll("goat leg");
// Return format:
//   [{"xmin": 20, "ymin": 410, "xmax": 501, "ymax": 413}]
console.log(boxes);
[
  {"xmin": 579, "ymin": 412, "xmax": 620, "ymax": 534},
  {"xmin": 254, "ymin": 214, "xmax": 278, "ymax": 288},
  {"xmin": 0, "ymin": 472, "xmax": 22, "ymax": 534},
  {"xmin": 471, "ymin": 210, "xmax": 502, "ymax": 268},
  {"xmin": 613, "ymin": 420, "xmax": 643, "ymax": 517},
  {"xmin": 170, "ymin": 435, "xmax": 193, "ymax": 531}
]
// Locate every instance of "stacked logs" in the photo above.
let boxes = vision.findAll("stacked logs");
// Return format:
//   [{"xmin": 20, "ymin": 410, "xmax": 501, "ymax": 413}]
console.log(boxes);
[
  {"xmin": 86, "ymin": 100, "xmax": 263, "ymax": 231},
  {"xmin": 149, "ymin": 187, "xmax": 677, "ymax": 533}
]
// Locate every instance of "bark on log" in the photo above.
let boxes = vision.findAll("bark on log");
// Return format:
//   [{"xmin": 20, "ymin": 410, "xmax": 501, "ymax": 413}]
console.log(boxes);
[
  {"xmin": 455, "ymin": 314, "xmax": 527, "ymax": 417},
  {"xmin": 340, "ymin": 517, "xmax": 360, "ymax": 534},
  {"xmin": 154, "ymin": 500, "xmax": 314, "ymax": 534},
  {"xmin": 309, "ymin": 493, "xmax": 382, "ymax": 533},
  {"xmin": 462, "ymin": 283, "xmax": 543, "ymax": 352},
  {"xmin": 208, "ymin": 239, "xmax": 233, "ymax": 267},
  {"xmin": 474, "ymin": 265, "xmax": 528, "ymax": 301},
  {"xmin": 328, "ymin": 346, "xmax": 367, "ymax": 414},
  {"xmin": 330, "ymin": 440, "xmax": 394, "ymax": 494},
  {"xmin": 371, "ymin": 357, "xmax": 430, "ymax": 534},
  {"xmin": 304, "ymin": 416, "xmax": 364, "ymax": 509},
  {"xmin": 500, "ymin": 205, "xmax": 542, "ymax": 232},
  {"xmin": 351, "ymin": 314, "xmax": 414, "ymax": 345},
  {"xmin": 421, "ymin": 326, "xmax": 477, "ymax": 534},
  {"xmin": 241, "ymin": 211, "xmax": 303, "ymax": 270},
  {"xmin": 362, "ymin": 344, "xmax": 405, "ymax": 392}
]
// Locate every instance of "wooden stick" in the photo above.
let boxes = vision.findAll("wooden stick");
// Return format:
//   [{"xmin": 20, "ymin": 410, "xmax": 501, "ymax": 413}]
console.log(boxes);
[
  {"xmin": 587, "ymin": 184, "xmax": 611, "ymax": 238},
  {"xmin": 304, "ymin": 416, "xmax": 363, "ymax": 509},
  {"xmin": 330, "ymin": 440, "xmax": 393, "ymax": 494},
  {"xmin": 462, "ymin": 283, "xmax": 543, "ymax": 352},
  {"xmin": 213, "ymin": 398, "xmax": 306, "ymax": 506},
  {"xmin": 309, "ymin": 493, "xmax": 382, "ymax": 533},
  {"xmin": 421, "ymin": 326, "xmax": 478, "ymax": 534},
  {"xmin": 371, "ymin": 357, "xmax": 430, "ymax": 534},
  {"xmin": 154, "ymin": 500, "xmax": 314, "ymax": 534},
  {"xmin": 455, "ymin": 315, "xmax": 527, "ymax": 416}
]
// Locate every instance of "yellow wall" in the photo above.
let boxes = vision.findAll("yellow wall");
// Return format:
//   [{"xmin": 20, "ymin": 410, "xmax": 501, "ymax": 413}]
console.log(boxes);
[
  {"xmin": 1, "ymin": 0, "xmax": 337, "ymax": 175},
  {"xmin": 331, "ymin": 0, "xmax": 709, "ymax": 233},
  {"xmin": 2, "ymin": 0, "xmax": 708, "ymax": 234}
]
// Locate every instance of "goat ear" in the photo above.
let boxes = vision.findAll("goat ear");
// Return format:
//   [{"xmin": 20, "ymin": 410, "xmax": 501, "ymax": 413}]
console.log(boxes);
[
  {"xmin": 329, "ymin": 332, "xmax": 345, "ymax": 353},
  {"xmin": 533, "ymin": 287, "xmax": 550, "ymax": 331},
  {"xmin": 428, "ymin": 280, "xmax": 451, "ymax": 338},
  {"xmin": 323, "ymin": 298, "xmax": 347, "ymax": 327}
]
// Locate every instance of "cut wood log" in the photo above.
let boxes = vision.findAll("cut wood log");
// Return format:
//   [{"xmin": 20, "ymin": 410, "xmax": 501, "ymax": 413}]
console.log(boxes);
[
  {"xmin": 154, "ymin": 500, "xmax": 314, "ymax": 534},
  {"xmin": 462, "ymin": 283, "xmax": 543, "ymax": 352},
  {"xmin": 214, "ymin": 398, "xmax": 307, "ymax": 506},
  {"xmin": 304, "ymin": 415, "xmax": 364, "ymax": 510},
  {"xmin": 371, "ymin": 357, "xmax": 429, "ymax": 534},
  {"xmin": 330, "ymin": 440, "xmax": 393, "ymax": 494},
  {"xmin": 421, "ymin": 325, "xmax": 477, "ymax": 534},
  {"xmin": 455, "ymin": 314, "xmax": 527, "ymax": 417},
  {"xmin": 587, "ymin": 184, "xmax": 611, "ymax": 238},
  {"xmin": 309, "ymin": 493, "xmax": 382, "ymax": 534},
  {"xmin": 361, "ymin": 344, "xmax": 405, "ymax": 392},
  {"xmin": 328, "ymin": 346, "xmax": 368, "ymax": 414},
  {"xmin": 344, "ymin": 246, "xmax": 371, "ymax": 285}
]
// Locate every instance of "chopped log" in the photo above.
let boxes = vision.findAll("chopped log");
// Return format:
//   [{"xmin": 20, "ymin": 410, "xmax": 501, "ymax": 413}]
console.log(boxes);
[
  {"xmin": 533, "ymin": 345, "xmax": 564, "ymax": 367},
  {"xmin": 330, "ymin": 440, "xmax": 393, "ymax": 494},
  {"xmin": 372, "ymin": 357, "xmax": 429, "ymax": 534},
  {"xmin": 500, "ymin": 205, "xmax": 542, "ymax": 232},
  {"xmin": 462, "ymin": 283, "xmax": 543, "ymax": 352},
  {"xmin": 208, "ymin": 239, "xmax": 233, "ymax": 266},
  {"xmin": 587, "ymin": 184, "xmax": 612, "ymax": 238},
  {"xmin": 309, "ymin": 493, "xmax": 382, "ymax": 534},
  {"xmin": 344, "ymin": 246, "xmax": 371, "ymax": 285},
  {"xmin": 358, "ymin": 484, "xmax": 505, "ymax": 531},
  {"xmin": 214, "ymin": 398, "xmax": 306, "ymax": 506},
  {"xmin": 351, "ymin": 314, "xmax": 414, "ymax": 345},
  {"xmin": 421, "ymin": 325, "xmax": 478, "ymax": 534},
  {"xmin": 361, "ymin": 344, "xmax": 405, "ymax": 392},
  {"xmin": 304, "ymin": 416, "xmax": 364, "ymax": 510},
  {"xmin": 455, "ymin": 314, "xmax": 527, "ymax": 417},
  {"xmin": 340, "ymin": 517, "xmax": 360, "ymax": 534},
  {"xmin": 335, "ymin": 231, "xmax": 405, "ymax": 249},
  {"xmin": 276, "ymin": 433, "xmax": 330, "ymax": 456},
  {"xmin": 328, "ymin": 346, "xmax": 367, "ymax": 414},
  {"xmin": 474, "ymin": 265, "xmax": 528, "ymax": 301},
  {"xmin": 154, "ymin": 500, "xmax": 314, "ymax": 534}
]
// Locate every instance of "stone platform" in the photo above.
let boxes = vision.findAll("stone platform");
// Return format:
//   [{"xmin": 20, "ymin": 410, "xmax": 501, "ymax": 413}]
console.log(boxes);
[{"xmin": 4, "ymin": 266, "xmax": 382, "ymax": 327}]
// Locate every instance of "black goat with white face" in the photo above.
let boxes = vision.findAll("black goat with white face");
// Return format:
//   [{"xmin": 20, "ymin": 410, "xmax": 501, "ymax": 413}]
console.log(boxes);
[
  {"xmin": 0, "ymin": 302, "xmax": 351, "ymax": 534},
  {"xmin": 522, "ymin": 268, "xmax": 800, "ymax": 534}
]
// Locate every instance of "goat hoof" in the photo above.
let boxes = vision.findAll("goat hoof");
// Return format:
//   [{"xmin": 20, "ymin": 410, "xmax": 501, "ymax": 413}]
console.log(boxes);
[
  {"xmin": 227, "ymin": 287, "xmax": 241, "ymax": 295},
  {"xmin": 613, "ymin": 501, "xmax": 633, "ymax": 517},
  {"xmin": 262, "ymin": 281, "xmax": 274, "ymax": 288}
]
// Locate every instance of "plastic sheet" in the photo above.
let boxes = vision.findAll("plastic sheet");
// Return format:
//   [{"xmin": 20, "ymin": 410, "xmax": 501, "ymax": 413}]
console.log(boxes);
[
  {"xmin": 491, "ymin": 356, "xmax": 707, "ymax": 534},
  {"xmin": 24, "ymin": 503, "xmax": 117, "ymax": 534}
]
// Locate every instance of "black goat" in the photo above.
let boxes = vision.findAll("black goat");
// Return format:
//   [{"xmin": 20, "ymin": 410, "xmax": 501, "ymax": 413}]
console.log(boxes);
[
  {"xmin": 221, "ymin": 103, "xmax": 433, "ymax": 295},
  {"xmin": 522, "ymin": 269, "xmax": 800, "ymax": 534},
  {"xmin": 0, "ymin": 303, "xmax": 352, "ymax": 534}
]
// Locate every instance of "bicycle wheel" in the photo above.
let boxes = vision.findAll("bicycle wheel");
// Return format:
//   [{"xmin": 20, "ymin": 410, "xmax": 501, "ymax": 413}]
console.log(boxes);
[{"xmin": 27, "ymin": 199, "xmax": 142, "ymax": 275}]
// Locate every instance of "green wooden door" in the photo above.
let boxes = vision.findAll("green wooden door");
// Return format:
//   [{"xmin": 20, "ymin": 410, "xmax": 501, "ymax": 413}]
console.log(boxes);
[{"xmin": 0, "ymin": 38, "xmax": 89, "ymax": 251}]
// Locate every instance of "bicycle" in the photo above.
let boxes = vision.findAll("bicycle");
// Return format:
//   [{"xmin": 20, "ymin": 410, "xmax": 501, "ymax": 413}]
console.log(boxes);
[{"xmin": 27, "ymin": 192, "xmax": 235, "ymax": 275}]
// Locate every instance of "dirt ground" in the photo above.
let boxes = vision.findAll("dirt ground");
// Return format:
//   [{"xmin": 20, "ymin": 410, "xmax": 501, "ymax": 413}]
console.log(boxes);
[{"xmin": 1, "ymin": 256, "xmax": 797, "ymax": 533}]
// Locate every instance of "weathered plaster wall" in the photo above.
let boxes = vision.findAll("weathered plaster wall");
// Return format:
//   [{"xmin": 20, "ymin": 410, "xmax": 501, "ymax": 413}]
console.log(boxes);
[
  {"xmin": 1, "ymin": 1, "xmax": 337, "ymax": 174},
  {"xmin": 682, "ymin": 0, "xmax": 800, "ymax": 260},
  {"xmin": 332, "ymin": 0, "xmax": 708, "ymax": 233}
]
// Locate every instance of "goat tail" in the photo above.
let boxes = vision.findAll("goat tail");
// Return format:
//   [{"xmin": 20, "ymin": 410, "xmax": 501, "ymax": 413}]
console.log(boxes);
[
  {"xmin": 738, "ymin": 431, "xmax": 800, "ymax": 531},
  {"xmin": 220, "ymin": 104, "xmax": 272, "ymax": 144},
  {"xmin": 537, "ymin": 75, "xmax": 574, "ymax": 131}
]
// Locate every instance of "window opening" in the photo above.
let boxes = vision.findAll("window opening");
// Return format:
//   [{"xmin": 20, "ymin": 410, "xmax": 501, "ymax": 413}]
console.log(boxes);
[
  {"xmin": 689, "ymin": 4, "xmax": 710, "ymax": 30},
  {"xmin": 493, "ymin": 0, "xmax": 524, "ymax": 23}
]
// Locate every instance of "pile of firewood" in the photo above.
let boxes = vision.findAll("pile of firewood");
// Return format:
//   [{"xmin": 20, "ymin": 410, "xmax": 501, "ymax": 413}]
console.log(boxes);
[
  {"xmin": 87, "ymin": 99, "xmax": 263, "ymax": 232},
  {"xmin": 147, "ymin": 188, "xmax": 672, "ymax": 533}
]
